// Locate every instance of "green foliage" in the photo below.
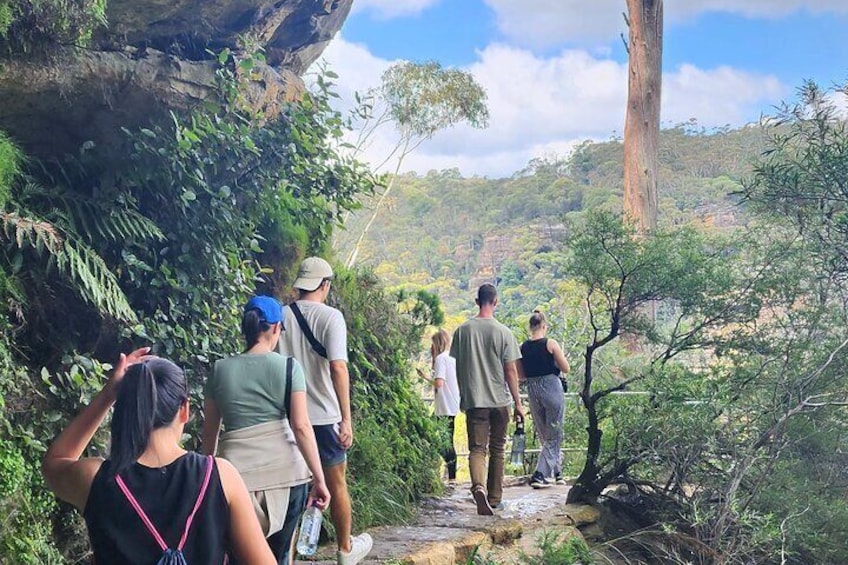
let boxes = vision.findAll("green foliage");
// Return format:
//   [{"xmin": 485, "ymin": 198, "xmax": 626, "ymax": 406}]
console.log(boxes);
[
  {"xmin": 0, "ymin": 0, "xmax": 107, "ymax": 51},
  {"xmin": 332, "ymin": 268, "xmax": 442, "ymax": 529},
  {"xmin": 744, "ymin": 82, "xmax": 848, "ymax": 279},
  {"xmin": 576, "ymin": 221, "xmax": 848, "ymax": 562},
  {"xmin": 520, "ymin": 531, "xmax": 595, "ymax": 565},
  {"xmin": 2, "ymin": 179, "xmax": 149, "ymax": 323},
  {"xmin": 0, "ymin": 329, "xmax": 64, "ymax": 563},
  {"xmin": 563, "ymin": 212, "xmax": 765, "ymax": 503},
  {"xmin": 396, "ymin": 287, "xmax": 445, "ymax": 330},
  {"xmin": 0, "ymin": 63, "xmax": 388, "ymax": 561},
  {"xmin": 381, "ymin": 60, "xmax": 490, "ymax": 137},
  {"xmin": 0, "ymin": 131, "xmax": 22, "ymax": 207},
  {"xmin": 101, "ymin": 65, "xmax": 378, "ymax": 425}
]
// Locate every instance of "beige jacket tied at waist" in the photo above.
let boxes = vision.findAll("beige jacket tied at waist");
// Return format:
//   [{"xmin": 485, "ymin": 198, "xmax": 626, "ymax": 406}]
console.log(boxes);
[{"xmin": 219, "ymin": 419, "xmax": 311, "ymax": 535}]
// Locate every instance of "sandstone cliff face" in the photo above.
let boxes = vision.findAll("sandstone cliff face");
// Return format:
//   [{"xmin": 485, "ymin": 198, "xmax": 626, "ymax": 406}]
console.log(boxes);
[
  {"xmin": 101, "ymin": 0, "xmax": 350, "ymax": 73},
  {"xmin": 0, "ymin": 0, "xmax": 352, "ymax": 160}
]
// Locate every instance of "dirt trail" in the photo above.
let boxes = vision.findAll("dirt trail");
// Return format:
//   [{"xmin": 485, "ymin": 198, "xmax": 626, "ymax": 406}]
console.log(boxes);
[{"xmin": 296, "ymin": 479, "xmax": 599, "ymax": 565}]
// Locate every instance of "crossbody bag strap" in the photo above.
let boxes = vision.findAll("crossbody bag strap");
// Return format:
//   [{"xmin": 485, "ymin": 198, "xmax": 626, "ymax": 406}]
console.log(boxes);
[
  {"xmin": 284, "ymin": 357, "xmax": 293, "ymax": 419},
  {"xmin": 289, "ymin": 302, "xmax": 328, "ymax": 359},
  {"xmin": 115, "ymin": 455, "xmax": 215, "ymax": 553}
]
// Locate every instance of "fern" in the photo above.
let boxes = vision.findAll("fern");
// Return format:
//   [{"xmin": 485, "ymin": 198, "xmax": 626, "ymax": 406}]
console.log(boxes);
[
  {"xmin": 17, "ymin": 182, "xmax": 164, "ymax": 244},
  {"xmin": 1, "ymin": 177, "xmax": 165, "ymax": 323},
  {"xmin": 1, "ymin": 211, "xmax": 138, "ymax": 322},
  {"xmin": 53, "ymin": 237, "xmax": 137, "ymax": 322},
  {"xmin": 1, "ymin": 211, "xmax": 61, "ymax": 253}
]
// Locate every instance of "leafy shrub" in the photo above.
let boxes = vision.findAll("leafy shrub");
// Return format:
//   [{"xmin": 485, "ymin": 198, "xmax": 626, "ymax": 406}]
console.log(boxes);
[
  {"xmin": 0, "ymin": 0, "xmax": 107, "ymax": 51},
  {"xmin": 520, "ymin": 530, "xmax": 594, "ymax": 565},
  {"xmin": 331, "ymin": 268, "xmax": 443, "ymax": 529},
  {"xmin": 0, "ymin": 330, "xmax": 64, "ymax": 563}
]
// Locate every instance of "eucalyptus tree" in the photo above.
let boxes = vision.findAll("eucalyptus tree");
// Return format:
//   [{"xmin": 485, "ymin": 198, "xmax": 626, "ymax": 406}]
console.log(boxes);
[
  {"xmin": 623, "ymin": 0, "xmax": 663, "ymax": 233},
  {"xmin": 344, "ymin": 60, "xmax": 489, "ymax": 268},
  {"xmin": 564, "ymin": 211, "xmax": 755, "ymax": 503},
  {"xmin": 744, "ymin": 82, "xmax": 848, "ymax": 282}
]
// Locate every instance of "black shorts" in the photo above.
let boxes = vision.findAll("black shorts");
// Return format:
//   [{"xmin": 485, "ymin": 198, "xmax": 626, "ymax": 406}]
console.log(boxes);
[{"xmin": 314, "ymin": 423, "xmax": 347, "ymax": 467}]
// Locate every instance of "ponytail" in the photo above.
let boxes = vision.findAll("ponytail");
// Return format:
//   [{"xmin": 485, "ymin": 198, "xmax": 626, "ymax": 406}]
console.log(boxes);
[
  {"xmin": 110, "ymin": 359, "xmax": 186, "ymax": 477},
  {"xmin": 241, "ymin": 308, "xmax": 273, "ymax": 351}
]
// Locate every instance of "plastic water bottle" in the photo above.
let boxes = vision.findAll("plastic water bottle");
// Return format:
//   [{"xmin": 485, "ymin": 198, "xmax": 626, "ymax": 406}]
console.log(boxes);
[
  {"xmin": 510, "ymin": 420, "xmax": 526, "ymax": 466},
  {"xmin": 295, "ymin": 502, "xmax": 323, "ymax": 556}
]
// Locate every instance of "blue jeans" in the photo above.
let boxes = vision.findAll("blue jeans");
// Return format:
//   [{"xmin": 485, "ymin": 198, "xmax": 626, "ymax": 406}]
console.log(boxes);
[{"xmin": 267, "ymin": 483, "xmax": 309, "ymax": 564}]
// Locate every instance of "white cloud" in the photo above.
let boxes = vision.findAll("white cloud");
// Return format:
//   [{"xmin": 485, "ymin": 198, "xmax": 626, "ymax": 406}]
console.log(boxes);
[
  {"xmin": 663, "ymin": 64, "xmax": 785, "ymax": 125},
  {"xmin": 824, "ymin": 90, "xmax": 848, "ymax": 118},
  {"xmin": 351, "ymin": 0, "xmax": 440, "ymax": 19},
  {"xmin": 484, "ymin": 0, "xmax": 848, "ymax": 47},
  {"xmin": 315, "ymin": 38, "xmax": 786, "ymax": 177},
  {"xmin": 317, "ymin": 36, "xmax": 395, "ymax": 95}
]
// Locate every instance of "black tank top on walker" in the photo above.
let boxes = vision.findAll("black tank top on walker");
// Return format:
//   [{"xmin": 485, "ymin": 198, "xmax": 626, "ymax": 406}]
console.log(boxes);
[
  {"xmin": 84, "ymin": 451, "xmax": 230, "ymax": 564},
  {"xmin": 520, "ymin": 338, "xmax": 559, "ymax": 378}
]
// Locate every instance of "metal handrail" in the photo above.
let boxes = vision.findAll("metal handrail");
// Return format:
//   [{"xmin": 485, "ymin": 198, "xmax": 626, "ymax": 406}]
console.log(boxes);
[{"xmin": 421, "ymin": 390, "xmax": 652, "ymax": 403}]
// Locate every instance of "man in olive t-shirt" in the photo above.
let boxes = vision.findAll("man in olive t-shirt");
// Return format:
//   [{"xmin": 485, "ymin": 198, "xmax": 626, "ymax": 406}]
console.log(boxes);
[{"xmin": 450, "ymin": 283, "xmax": 525, "ymax": 515}]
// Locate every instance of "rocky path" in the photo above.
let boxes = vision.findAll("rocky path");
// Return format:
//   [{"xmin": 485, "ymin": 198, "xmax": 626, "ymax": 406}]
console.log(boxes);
[{"xmin": 296, "ymin": 478, "xmax": 600, "ymax": 565}]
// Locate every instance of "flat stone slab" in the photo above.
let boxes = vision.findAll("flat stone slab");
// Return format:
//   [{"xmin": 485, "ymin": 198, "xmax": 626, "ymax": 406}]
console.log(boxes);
[{"xmin": 294, "ymin": 481, "xmax": 598, "ymax": 564}]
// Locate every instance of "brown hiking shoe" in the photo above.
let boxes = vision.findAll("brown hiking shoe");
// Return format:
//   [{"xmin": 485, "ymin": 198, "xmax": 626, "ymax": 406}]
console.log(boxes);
[{"xmin": 471, "ymin": 485, "xmax": 493, "ymax": 516}]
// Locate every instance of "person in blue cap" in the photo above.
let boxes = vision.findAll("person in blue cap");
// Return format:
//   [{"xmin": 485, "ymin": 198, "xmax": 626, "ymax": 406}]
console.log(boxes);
[{"xmin": 202, "ymin": 295, "xmax": 330, "ymax": 564}]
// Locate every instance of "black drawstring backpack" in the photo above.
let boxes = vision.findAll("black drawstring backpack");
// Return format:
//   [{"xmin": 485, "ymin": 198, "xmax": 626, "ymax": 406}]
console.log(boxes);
[{"xmin": 114, "ymin": 455, "xmax": 215, "ymax": 564}]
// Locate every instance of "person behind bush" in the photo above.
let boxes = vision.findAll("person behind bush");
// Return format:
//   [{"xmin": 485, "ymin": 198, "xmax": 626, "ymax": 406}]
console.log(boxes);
[
  {"xmin": 202, "ymin": 296, "xmax": 330, "ymax": 565},
  {"xmin": 42, "ymin": 348, "xmax": 276, "ymax": 564},
  {"xmin": 519, "ymin": 310, "xmax": 571, "ymax": 489},
  {"xmin": 428, "ymin": 329, "xmax": 460, "ymax": 484}
]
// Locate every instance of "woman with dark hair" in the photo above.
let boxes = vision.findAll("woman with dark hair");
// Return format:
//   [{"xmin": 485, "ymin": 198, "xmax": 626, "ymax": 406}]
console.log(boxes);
[
  {"xmin": 202, "ymin": 296, "xmax": 330, "ymax": 565},
  {"xmin": 519, "ymin": 310, "xmax": 571, "ymax": 489},
  {"xmin": 42, "ymin": 348, "xmax": 276, "ymax": 564}
]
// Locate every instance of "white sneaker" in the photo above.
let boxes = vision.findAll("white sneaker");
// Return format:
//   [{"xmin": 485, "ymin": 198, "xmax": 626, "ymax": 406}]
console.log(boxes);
[{"xmin": 337, "ymin": 533, "xmax": 373, "ymax": 565}]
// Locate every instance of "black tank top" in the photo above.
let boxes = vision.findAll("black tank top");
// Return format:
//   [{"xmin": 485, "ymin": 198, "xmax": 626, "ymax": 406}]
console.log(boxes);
[
  {"xmin": 84, "ymin": 452, "xmax": 230, "ymax": 564},
  {"xmin": 520, "ymin": 338, "xmax": 559, "ymax": 378}
]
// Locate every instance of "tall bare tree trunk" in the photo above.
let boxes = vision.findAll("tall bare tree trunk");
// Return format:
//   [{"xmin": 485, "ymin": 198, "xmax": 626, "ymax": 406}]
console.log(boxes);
[{"xmin": 623, "ymin": 0, "xmax": 663, "ymax": 233}]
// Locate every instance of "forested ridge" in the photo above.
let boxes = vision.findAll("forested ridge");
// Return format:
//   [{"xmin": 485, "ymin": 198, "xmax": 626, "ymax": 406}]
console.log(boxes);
[
  {"xmin": 335, "ymin": 122, "xmax": 763, "ymax": 320},
  {"xmin": 337, "ymin": 106, "xmax": 848, "ymax": 563}
]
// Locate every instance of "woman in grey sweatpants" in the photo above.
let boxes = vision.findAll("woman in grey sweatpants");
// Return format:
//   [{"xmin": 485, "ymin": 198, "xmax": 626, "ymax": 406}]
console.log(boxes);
[{"xmin": 519, "ymin": 311, "xmax": 571, "ymax": 488}]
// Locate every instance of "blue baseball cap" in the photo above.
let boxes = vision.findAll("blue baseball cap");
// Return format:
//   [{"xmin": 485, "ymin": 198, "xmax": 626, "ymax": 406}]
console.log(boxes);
[{"xmin": 244, "ymin": 296, "xmax": 284, "ymax": 324}]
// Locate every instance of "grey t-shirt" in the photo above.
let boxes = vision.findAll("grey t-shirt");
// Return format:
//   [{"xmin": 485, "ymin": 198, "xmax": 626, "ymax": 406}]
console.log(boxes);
[
  {"xmin": 450, "ymin": 317, "xmax": 521, "ymax": 411},
  {"xmin": 277, "ymin": 300, "xmax": 348, "ymax": 426}
]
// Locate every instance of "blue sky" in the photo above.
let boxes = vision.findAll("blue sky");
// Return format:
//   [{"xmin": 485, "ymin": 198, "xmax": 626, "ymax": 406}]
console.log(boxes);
[{"xmin": 317, "ymin": 0, "xmax": 848, "ymax": 177}]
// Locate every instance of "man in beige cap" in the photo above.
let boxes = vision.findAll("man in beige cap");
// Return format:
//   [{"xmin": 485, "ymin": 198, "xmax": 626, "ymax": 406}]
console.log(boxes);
[{"xmin": 277, "ymin": 257, "xmax": 372, "ymax": 564}]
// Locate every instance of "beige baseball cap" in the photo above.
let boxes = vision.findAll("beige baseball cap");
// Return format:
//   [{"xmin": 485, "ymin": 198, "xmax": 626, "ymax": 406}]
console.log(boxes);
[{"xmin": 293, "ymin": 257, "xmax": 334, "ymax": 291}]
